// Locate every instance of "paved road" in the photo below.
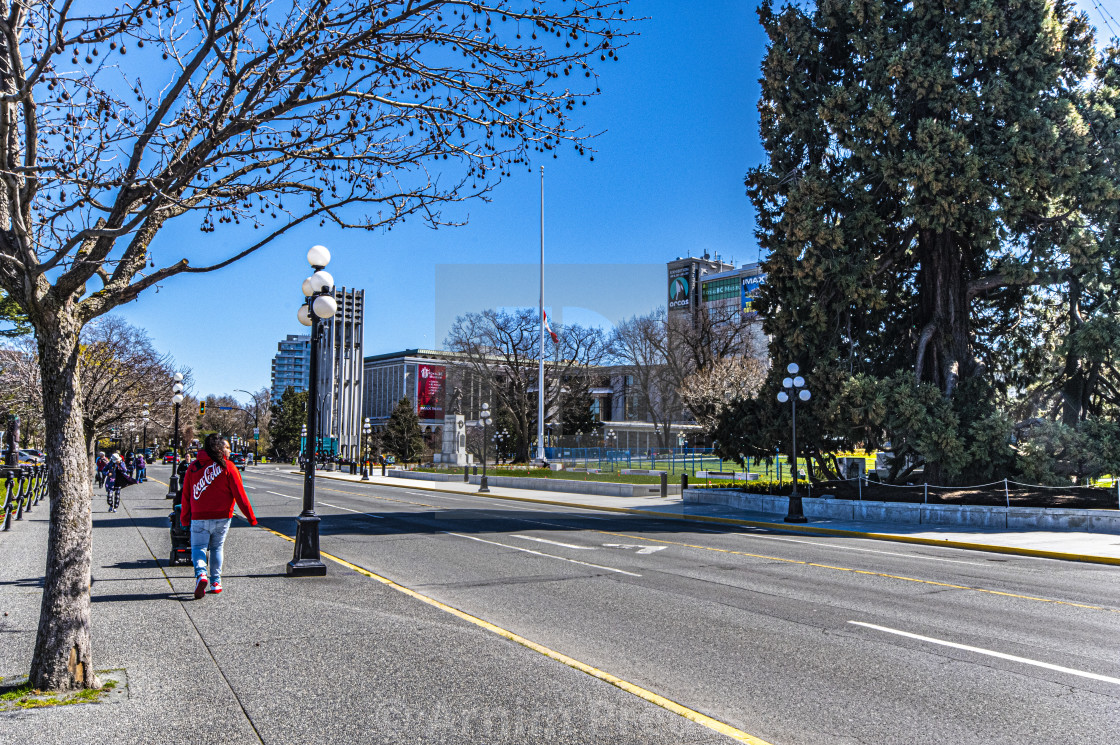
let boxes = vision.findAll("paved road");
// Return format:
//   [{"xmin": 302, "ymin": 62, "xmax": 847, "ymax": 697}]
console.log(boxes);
[{"xmin": 237, "ymin": 465, "xmax": 1120, "ymax": 745}]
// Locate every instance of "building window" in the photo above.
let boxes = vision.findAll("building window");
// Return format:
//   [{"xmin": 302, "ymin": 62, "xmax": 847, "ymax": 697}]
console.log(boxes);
[{"xmin": 702, "ymin": 277, "xmax": 739, "ymax": 302}]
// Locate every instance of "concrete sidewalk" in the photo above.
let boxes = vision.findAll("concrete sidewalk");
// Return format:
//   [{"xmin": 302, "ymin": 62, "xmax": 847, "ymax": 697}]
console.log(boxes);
[
  {"xmin": 309, "ymin": 468, "xmax": 1120, "ymax": 565},
  {"xmin": 0, "ymin": 478, "xmax": 726, "ymax": 744}
]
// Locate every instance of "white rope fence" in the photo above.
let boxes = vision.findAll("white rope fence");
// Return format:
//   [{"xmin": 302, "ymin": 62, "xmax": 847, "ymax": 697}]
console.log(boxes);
[{"xmin": 810, "ymin": 475, "xmax": 1120, "ymax": 509}]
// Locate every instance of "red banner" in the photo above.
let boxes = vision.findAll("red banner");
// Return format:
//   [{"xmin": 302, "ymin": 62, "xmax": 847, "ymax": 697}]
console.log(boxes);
[{"xmin": 417, "ymin": 364, "xmax": 445, "ymax": 419}]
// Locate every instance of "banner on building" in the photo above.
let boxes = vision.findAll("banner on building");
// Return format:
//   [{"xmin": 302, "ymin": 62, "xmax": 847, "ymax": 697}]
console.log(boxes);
[
  {"xmin": 742, "ymin": 273, "xmax": 766, "ymax": 315},
  {"xmin": 668, "ymin": 265, "xmax": 690, "ymax": 310},
  {"xmin": 417, "ymin": 364, "xmax": 446, "ymax": 419}
]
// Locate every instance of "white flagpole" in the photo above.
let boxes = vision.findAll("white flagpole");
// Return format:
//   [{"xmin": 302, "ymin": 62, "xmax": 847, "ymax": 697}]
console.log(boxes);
[{"xmin": 537, "ymin": 165, "xmax": 546, "ymax": 463}]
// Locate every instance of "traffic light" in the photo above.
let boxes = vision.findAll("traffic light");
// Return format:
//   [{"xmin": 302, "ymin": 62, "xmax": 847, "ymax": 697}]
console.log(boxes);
[{"xmin": 199, "ymin": 402, "xmax": 206, "ymax": 415}]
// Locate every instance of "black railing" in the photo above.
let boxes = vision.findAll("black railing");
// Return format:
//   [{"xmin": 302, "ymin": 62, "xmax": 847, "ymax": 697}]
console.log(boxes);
[{"xmin": 2, "ymin": 464, "xmax": 47, "ymax": 531}]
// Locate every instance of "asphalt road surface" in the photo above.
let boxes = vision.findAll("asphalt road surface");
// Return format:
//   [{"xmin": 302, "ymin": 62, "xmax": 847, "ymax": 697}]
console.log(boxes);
[{"xmin": 239, "ymin": 465, "xmax": 1120, "ymax": 745}]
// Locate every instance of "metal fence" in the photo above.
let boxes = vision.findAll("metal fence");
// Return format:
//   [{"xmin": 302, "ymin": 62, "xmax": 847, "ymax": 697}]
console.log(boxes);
[
  {"xmin": 1, "ymin": 464, "xmax": 48, "ymax": 531},
  {"xmin": 543, "ymin": 447, "xmax": 802, "ymax": 479}
]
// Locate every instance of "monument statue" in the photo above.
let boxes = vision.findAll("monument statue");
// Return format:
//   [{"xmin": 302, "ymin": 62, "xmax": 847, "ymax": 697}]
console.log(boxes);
[{"xmin": 449, "ymin": 386, "xmax": 463, "ymax": 416}]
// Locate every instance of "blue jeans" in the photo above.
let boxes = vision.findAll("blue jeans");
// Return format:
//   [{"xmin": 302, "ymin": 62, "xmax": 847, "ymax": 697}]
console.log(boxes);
[{"xmin": 190, "ymin": 518, "xmax": 231, "ymax": 584}]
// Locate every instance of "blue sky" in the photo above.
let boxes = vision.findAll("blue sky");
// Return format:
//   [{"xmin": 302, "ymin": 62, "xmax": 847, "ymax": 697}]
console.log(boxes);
[
  {"xmin": 116, "ymin": 0, "xmax": 766, "ymax": 402},
  {"xmin": 114, "ymin": 0, "xmax": 1120, "ymax": 404}
]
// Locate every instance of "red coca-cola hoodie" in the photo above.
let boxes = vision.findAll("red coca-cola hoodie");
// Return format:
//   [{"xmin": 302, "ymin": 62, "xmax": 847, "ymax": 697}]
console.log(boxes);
[{"xmin": 180, "ymin": 450, "xmax": 257, "ymax": 526}]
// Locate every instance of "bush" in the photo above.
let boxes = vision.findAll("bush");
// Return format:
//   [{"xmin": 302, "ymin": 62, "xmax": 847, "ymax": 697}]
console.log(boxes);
[{"xmin": 1015, "ymin": 419, "xmax": 1120, "ymax": 485}]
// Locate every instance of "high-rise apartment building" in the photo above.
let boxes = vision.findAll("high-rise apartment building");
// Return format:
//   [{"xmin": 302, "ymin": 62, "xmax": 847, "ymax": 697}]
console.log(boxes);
[{"xmin": 270, "ymin": 334, "xmax": 311, "ymax": 405}]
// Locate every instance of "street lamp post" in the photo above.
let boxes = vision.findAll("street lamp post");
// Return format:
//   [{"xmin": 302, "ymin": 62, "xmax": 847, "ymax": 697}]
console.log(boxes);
[
  {"xmin": 777, "ymin": 363, "xmax": 811, "ymax": 523},
  {"xmin": 493, "ymin": 427, "xmax": 509, "ymax": 466},
  {"xmin": 361, "ymin": 417, "xmax": 371, "ymax": 481},
  {"xmin": 166, "ymin": 374, "xmax": 184, "ymax": 499},
  {"xmin": 235, "ymin": 388, "xmax": 259, "ymax": 465},
  {"xmin": 604, "ymin": 428, "xmax": 617, "ymax": 470},
  {"xmin": 287, "ymin": 244, "xmax": 337, "ymax": 577},
  {"xmin": 141, "ymin": 406, "xmax": 150, "ymax": 453},
  {"xmin": 479, "ymin": 403, "xmax": 492, "ymax": 493}
]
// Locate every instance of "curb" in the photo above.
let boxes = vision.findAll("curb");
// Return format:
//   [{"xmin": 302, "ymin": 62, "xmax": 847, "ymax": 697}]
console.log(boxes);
[{"xmin": 301, "ymin": 471, "xmax": 1120, "ymax": 567}]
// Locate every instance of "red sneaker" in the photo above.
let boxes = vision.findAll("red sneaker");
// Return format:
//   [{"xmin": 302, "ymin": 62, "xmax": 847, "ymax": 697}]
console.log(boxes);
[
  {"xmin": 210, "ymin": 582, "xmax": 222, "ymax": 594},
  {"xmin": 194, "ymin": 575, "xmax": 208, "ymax": 599}
]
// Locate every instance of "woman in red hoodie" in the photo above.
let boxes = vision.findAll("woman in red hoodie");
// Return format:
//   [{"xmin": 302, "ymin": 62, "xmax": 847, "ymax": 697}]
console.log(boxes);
[{"xmin": 180, "ymin": 433, "xmax": 257, "ymax": 599}]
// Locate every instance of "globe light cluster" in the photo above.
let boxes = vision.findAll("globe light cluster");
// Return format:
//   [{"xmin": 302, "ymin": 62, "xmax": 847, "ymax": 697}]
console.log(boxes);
[{"xmin": 298, "ymin": 245, "xmax": 338, "ymax": 325}]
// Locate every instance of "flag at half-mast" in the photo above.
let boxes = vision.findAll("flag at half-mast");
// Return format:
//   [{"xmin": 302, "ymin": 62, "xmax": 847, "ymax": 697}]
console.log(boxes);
[{"xmin": 543, "ymin": 311, "xmax": 559, "ymax": 344}]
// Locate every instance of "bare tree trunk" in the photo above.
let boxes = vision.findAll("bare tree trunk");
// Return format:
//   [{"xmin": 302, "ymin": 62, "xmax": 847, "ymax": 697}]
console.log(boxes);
[
  {"xmin": 29, "ymin": 310, "xmax": 97, "ymax": 691},
  {"xmin": 917, "ymin": 228, "xmax": 973, "ymax": 398},
  {"xmin": 916, "ymin": 228, "xmax": 975, "ymax": 484},
  {"xmin": 1061, "ymin": 276, "xmax": 1086, "ymax": 426}
]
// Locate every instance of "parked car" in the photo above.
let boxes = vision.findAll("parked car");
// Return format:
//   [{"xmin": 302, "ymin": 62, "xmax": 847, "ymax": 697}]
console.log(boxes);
[
  {"xmin": 1, "ymin": 450, "xmax": 39, "ymax": 465},
  {"xmin": 162, "ymin": 452, "xmax": 177, "ymax": 464},
  {"xmin": 229, "ymin": 453, "xmax": 247, "ymax": 467},
  {"xmin": 21, "ymin": 449, "xmax": 45, "ymax": 463}
]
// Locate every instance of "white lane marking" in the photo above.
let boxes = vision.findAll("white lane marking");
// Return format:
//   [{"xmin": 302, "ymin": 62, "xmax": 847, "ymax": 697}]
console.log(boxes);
[
  {"xmin": 850, "ymin": 622, "xmax": 1120, "ymax": 686},
  {"xmin": 603, "ymin": 543, "xmax": 667, "ymax": 555},
  {"xmin": 319, "ymin": 502, "xmax": 383, "ymax": 518},
  {"xmin": 510, "ymin": 534, "xmax": 596, "ymax": 550},
  {"xmin": 443, "ymin": 532, "xmax": 640, "ymax": 577},
  {"xmin": 265, "ymin": 490, "xmax": 382, "ymax": 518},
  {"xmin": 718, "ymin": 532, "xmax": 985, "ymax": 566},
  {"xmin": 408, "ymin": 491, "xmax": 464, "ymax": 500}
]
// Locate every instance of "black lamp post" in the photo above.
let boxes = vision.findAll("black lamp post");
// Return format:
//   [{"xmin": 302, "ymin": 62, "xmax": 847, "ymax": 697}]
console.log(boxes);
[
  {"xmin": 288, "ymin": 244, "xmax": 337, "ymax": 577},
  {"xmin": 141, "ymin": 406, "xmax": 150, "ymax": 453},
  {"xmin": 166, "ymin": 373, "xmax": 184, "ymax": 499},
  {"xmin": 777, "ymin": 363, "xmax": 811, "ymax": 523},
  {"xmin": 235, "ymin": 388, "xmax": 259, "ymax": 466},
  {"xmin": 493, "ymin": 427, "xmax": 509, "ymax": 466},
  {"xmin": 360, "ymin": 417, "xmax": 371, "ymax": 480},
  {"xmin": 479, "ymin": 402, "xmax": 492, "ymax": 493}
]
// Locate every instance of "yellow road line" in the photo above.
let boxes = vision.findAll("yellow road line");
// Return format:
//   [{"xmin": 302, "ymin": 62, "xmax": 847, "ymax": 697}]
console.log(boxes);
[
  {"xmin": 593, "ymin": 530, "xmax": 1120, "ymax": 614},
  {"xmin": 255, "ymin": 523, "xmax": 772, "ymax": 744},
  {"xmin": 303, "ymin": 471, "xmax": 1120, "ymax": 567}
]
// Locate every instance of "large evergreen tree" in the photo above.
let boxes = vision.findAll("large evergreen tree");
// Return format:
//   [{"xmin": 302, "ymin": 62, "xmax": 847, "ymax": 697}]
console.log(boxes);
[
  {"xmin": 737, "ymin": 0, "xmax": 1101, "ymax": 482},
  {"xmin": 269, "ymin": 387, "xmax": 307, "ymax": 462},
  {"xmin": 383, "ymin": 397, "xmax": 425, "ymax": 463}
]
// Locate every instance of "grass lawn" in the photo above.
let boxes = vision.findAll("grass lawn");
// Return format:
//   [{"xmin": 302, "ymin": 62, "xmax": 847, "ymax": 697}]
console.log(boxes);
[{"xmin": 420, "ymin": 466, "xmax": 762, "ymax": 487}]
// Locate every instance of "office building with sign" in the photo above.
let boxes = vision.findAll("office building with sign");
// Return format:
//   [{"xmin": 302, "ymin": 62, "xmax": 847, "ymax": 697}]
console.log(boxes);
[{"xmin": 666, "ymin": 254, "xmax": 767, "ymax": 325}]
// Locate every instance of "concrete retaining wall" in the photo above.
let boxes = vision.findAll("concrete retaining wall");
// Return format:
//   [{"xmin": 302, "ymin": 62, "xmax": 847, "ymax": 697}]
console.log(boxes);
[
  {"xmin": 683, "ymin": 489, "xmax": 1120, "ymax": 534},
  {"xmin": 389, "ymin": 469, "xmax": 680, "ymax": 498}
]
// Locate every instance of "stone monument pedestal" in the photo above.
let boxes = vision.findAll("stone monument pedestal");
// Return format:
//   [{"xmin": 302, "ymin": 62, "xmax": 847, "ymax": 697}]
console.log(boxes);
[{"xmin": 434, "ymin": 414, "xmax": 472, "ymax": 466}]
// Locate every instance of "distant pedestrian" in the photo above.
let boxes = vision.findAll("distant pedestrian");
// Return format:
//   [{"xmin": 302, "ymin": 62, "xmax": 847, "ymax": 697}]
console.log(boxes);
[
  {"xmin": 134, "ymin": 452, "xmax": 147, "ymax": 482},
  {"xmin": 180, "ymin": 434, "xmax": 257, "ymax": 599},
  {"xmin": 95, "ymin": 452, "xmax": 109, "ymax": 488},
  {"xmin": 125, "ymin": 450, "xmax": 136, "ymax": 479}
]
